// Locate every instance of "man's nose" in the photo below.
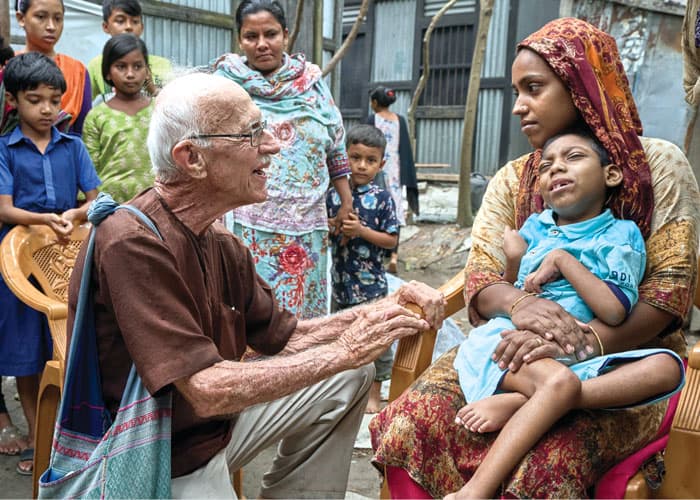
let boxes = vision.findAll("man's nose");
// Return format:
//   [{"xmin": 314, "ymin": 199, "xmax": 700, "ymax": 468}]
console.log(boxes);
[{"xmin": 258, "ymin": 129, "xmax": 279, "ymax": 154}]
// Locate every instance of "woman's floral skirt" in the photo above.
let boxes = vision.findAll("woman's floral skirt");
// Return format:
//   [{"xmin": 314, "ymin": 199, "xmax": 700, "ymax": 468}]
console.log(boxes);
[
  {"xmin": 231, "ymin": 222, "xmax": 328, "ymax": 319},
  {"xmin": 369, "ymin": 347, "xmax": 667, "ymax": 498}
]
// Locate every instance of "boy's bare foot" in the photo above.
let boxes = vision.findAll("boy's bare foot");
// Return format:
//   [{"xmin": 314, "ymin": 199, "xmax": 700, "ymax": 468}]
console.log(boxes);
[
  {"xmin": 365, "ymin": 381, "xmax": 383, "ymax": 413},
  {"xmin": 455, "ymin": 392, "xmax": 527, "ymax": 433}
]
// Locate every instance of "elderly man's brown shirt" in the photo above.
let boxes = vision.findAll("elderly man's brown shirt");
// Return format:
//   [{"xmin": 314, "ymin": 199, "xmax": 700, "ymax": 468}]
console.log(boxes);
[{"xmin": 68, "ymin": 189, "xmax": 298, "ymax": 477}]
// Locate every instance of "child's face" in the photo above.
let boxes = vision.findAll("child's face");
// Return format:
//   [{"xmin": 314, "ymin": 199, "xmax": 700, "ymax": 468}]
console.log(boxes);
[
  {"xmin": 17, "ymin": 0, "xmax": 64, "ymax": 53},
  {"xmin": 7, "ymin": 84, "xmax": 62, "ymax": 138},
  {"xmin": 108, "ymin": 48, "xmax": 148, "ymax": 97},
  {"xmin": 348, "ymin": 143, "xmax": 385, "ymax": 186},
  {"xmin": 103, "ymin": 8, "xmax": 144, "ymax": 36},
  {"xmin": 538, "ymin": 133, "xmax": 621, "ymax": 225}
]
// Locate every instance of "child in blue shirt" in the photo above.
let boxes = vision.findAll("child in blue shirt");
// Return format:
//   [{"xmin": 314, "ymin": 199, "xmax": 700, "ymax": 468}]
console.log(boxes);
[
  {"xmin": 447, "ymin": 127, "xmax": 685, "ymax": 499},
  {"xmin": 327, "ymin": 124, "xmax": 399, "ymax": 413},
  {"xmin": 0, "ymin": 52, "xmax": 101, "ymax": 475}
]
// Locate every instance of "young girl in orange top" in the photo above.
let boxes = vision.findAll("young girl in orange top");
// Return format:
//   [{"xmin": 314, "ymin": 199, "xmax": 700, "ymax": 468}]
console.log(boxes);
[{"xmin": 15, "ymin": 0, "xmax": 92, "ymax": 135}]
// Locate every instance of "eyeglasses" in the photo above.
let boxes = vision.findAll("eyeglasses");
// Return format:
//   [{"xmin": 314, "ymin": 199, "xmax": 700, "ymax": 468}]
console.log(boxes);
[{"xmin": 187, "ymin": 120, "xmax": 267, "ymax": 148}]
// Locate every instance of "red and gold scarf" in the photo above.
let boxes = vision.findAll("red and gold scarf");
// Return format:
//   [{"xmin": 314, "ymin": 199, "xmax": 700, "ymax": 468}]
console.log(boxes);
[{"xmin": 516, "ymin": 17, "xmax": 654, "ymax": 238}]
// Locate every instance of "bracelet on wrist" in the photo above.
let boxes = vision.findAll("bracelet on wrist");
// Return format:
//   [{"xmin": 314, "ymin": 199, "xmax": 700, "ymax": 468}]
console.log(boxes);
[
  {"xmin": 587, "ymin": 323, "xmax": 605, "ymax": 356},
  {"xmin": 509, "ymin": 292, "xmax": 538, "ymax": 317}
]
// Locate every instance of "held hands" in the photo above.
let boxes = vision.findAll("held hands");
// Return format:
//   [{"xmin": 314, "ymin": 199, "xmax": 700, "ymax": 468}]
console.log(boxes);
[
  {"xmin": 389, "ymin": 280, "xmax": 446, "ymax": 330},
  {"xmin": 505, "ymin": 295, "xmax": 594, "ymax": 370},
  {"xmin": 341, "ymin": 212, "xmax": 363, "ymax": 239},
  {"xmin": 336, "ymin": 303, "xmax": 429, "ymax": 367},
  {"xmin": 44, "ymin": 213, "xmax": 73, "ymax": 244},
  {"xmin": 329, "ymin": 202, "xmax": 354, "ymax": 245}
]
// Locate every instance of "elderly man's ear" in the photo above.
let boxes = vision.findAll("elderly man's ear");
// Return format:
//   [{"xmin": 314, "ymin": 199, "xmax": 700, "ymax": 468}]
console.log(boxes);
[{"xmin": 171, "ymin": 140, "xmax": 209, "ymax": 179}]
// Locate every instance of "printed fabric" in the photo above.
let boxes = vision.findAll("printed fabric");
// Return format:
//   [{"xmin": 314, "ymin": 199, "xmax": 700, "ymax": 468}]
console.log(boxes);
[
  {"xmin": 327, "ymin": 182, "xmax": 398, "ymax": 306},
  {"xmin": 373, "ymin": 115, "xmax": 404, "ymax": 225},
  {"xmin": 229, "ymin": 222, "xmax": 329, "ymax": 319},
  {"xmin": 516, "ymin": 18, "xmax": 654, "ymax": 239},
  {"xmin": 213, "ymin": 52, "xmax": 349, "ymax": 234},
  {"xmin": 82, "ymin": 101, "xmax": 154, "ymax": 202}
]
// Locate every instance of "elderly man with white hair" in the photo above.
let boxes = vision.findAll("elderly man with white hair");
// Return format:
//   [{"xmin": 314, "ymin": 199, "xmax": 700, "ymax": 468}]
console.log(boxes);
[{"xmin": 66, "ymin": 72, "xmax": 445, "ymax": 499}]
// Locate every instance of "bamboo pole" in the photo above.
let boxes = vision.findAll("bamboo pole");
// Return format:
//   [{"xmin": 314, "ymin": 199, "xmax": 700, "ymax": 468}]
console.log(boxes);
[{"xmin": 456, "ymin": 0, "xmax": 494, "ymax": 227}]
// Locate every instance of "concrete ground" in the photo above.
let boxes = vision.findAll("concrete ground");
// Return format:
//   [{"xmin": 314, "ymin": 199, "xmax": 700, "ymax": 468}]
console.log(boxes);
[{"xmin": 1, "ymin": 221, "xmax": 697, "ymax": 498}]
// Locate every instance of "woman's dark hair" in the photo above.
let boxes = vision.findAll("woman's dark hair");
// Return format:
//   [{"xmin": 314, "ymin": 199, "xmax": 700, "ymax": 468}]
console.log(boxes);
[
  {"xmin": 542, "ymin": 124, "xmax": 610, "ymax": 166},
  {"xmin": 346, "ymin": 124, "xmax": 387, "ymax": 154},
  {"xmin": 235, "ymin": 0, "xmax": 287, "ymax": 32},
  {"xmin": 16, "ymin": 0, "xmax": 64, "ymax": 14},
  {"xmin": 370, "ymin": 86, "xmax": 397, "ymax": 108},
  {"xmin": 101, "ymin": 33, "xmax": 149, "ymax": 85},
  {"xmin": 4, "ymin": 52, "xmax": 66, "ymax": 96},
  {"xmin": 102, "ymin": 0, "xmax": 142, "ymax": 22}
]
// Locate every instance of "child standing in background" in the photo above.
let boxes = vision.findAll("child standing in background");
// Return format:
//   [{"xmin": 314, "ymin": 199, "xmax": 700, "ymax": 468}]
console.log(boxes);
[
  {"xmin": 0, "ymin": 53, "xmax": 101, "ymax": 476},
  {"xmin": 327, "ymin": 124, "xmax": 399, "ymax": 413},
  {"xmin": 83, "ymin": 34, "xmax": 153, "ymax": 202},
  {"xmin": 0, "ymin": 36, "xmax": 22, "ymax": 458},
  {"xmin": 367, "ymin": 86, "xmax": 418, "ymax": 274},
  {"xmin": 88, "ymin": 0, "xmax": 172, "ymax": 103},
  {"xmin": 15, "ymin": 0, "xmax": 92, "ymax": 135}
]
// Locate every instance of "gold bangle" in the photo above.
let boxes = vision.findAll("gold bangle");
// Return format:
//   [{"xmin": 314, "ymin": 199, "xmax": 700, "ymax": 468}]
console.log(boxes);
[
  {"xmin": 509, "ymin": 292, "xmax": 537, "ymax": 317},
  {"xmin": 588, "ymin": 323, "xmax": 605, "ymax": 356}
]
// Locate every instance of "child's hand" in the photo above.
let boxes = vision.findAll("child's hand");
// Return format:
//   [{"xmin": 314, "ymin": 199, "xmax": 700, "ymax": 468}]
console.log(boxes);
[
  {"xmin": 44, "ymin": 213, "xmax": 73, "ymax": 244},
  {"xmin": 523, "ymin": 249, "xmax": 564, "ymax": 293},
  {"xmin": 61, "ymin": 208, "xmax": 81, "ymax": 225},
  {"xmin": 341, "ymin": 212, "xmax": 364, "ymax": 239},
  {"xmin": 503, "ymin": 226, "xmax": 527, "ymax": 261}
]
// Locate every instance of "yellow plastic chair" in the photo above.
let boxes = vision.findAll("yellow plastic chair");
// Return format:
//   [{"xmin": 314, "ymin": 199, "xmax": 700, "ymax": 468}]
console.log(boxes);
[
  {"xmin": 0, "ymin": 223, "xmax": 89, "ymax": 497},
  {"xmin": 382, "ymin": 270, "xmax": 700, "ymax": 498}
]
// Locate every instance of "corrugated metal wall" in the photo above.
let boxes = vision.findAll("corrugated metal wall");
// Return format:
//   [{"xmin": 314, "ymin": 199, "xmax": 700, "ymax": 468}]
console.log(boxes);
[
  {"xmin": 474, "ymin": 0, "xmax": 509, "ymax": 175},
  {"xmin": 371, "ymin": 0, "xmax": 416, "ymax": 81},
  {"xmin": 424, "ymin": 0, "xmax": 476, "ymax": 16},
  {"xmin": 143, "ymin": 17, "xmax": 231, "ymax": 68},
  {"xmin": 142, "ymin": 0, "xmax": 232, "ymax": 68},
  {"xmin": 417, "ymin": 119, "xmax": 464, "ymax": 169},
  {"xmin": 415, "ymin": 0, "xmax": 510, "ymax": 176}
]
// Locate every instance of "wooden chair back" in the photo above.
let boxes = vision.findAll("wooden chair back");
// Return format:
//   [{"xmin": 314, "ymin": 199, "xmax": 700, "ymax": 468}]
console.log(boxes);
[{"xmin": 0, "ymin": 224, "xmax": 90, "ymax": 363}]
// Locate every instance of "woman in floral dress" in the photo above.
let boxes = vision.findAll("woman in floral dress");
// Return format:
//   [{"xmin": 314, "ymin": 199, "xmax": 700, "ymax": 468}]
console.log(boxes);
[{"xmin": 213, "ymin": 0, "xmax": 353, "ymax": 318}]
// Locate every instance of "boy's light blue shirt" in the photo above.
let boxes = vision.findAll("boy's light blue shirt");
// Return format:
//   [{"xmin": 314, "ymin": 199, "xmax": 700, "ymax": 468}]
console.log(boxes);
[{"xmin": 515, "ymin": 208, "xmax": 646, "ymax": 320}]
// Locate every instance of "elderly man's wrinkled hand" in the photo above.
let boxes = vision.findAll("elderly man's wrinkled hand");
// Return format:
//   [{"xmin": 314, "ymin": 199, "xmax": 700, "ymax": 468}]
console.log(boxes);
[
  {"xmin": 392, "ymin": 280, "xmax": 446, "ymax": 329},
  {"xmin": 337, "ymin": 303, "xmax": 429, "ymax": 367}
]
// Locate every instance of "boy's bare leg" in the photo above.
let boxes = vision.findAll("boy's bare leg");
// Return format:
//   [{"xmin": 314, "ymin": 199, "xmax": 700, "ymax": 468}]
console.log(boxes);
[
  {"xmin": 455, "ymin": 392, "xmax": 528, "ymax": 433},
  {"xmin": 576, "ymin": 353, "xmax": 681, "ymax": 409},
  {"xmin": 447, "ymin": 353, "xmax": 682, "ymax": 499},
  {"xmin": 447, "ymin": 359, "xmax": 581, "ymax": 499}
]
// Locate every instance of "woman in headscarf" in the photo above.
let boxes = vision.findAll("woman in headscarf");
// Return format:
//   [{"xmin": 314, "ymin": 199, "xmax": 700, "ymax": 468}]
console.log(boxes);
[
  {"xmin": 212, "ymin": 0, "xmax": 352, "ymax": 319},
  {"xmin": 370, "ymin": 17, "xmax": 700, "ymax": 498}
]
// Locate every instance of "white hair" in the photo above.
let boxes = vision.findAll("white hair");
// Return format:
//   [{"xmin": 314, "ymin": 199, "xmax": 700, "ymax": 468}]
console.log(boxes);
[{"xmin": 147, "ymin": 69, "xmax": 233, "ymax": 183}]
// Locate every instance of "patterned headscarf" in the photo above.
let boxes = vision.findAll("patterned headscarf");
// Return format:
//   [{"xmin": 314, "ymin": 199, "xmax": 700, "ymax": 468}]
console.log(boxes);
[{"xmin": 516, "ymin": 17, "xmax": 654, "ymax": 238}]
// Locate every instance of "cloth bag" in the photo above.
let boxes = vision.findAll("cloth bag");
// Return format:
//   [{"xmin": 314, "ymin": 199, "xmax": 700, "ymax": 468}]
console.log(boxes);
[{"xmin": 38, "ymin": 193, "xmax": 172, "ymax": 499}]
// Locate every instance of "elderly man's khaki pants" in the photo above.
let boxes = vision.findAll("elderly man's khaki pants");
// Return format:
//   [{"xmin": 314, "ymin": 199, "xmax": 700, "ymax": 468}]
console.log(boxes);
[{"xmin": 171, "ymin": 364, "xmax": 374, "ymax": 499}]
